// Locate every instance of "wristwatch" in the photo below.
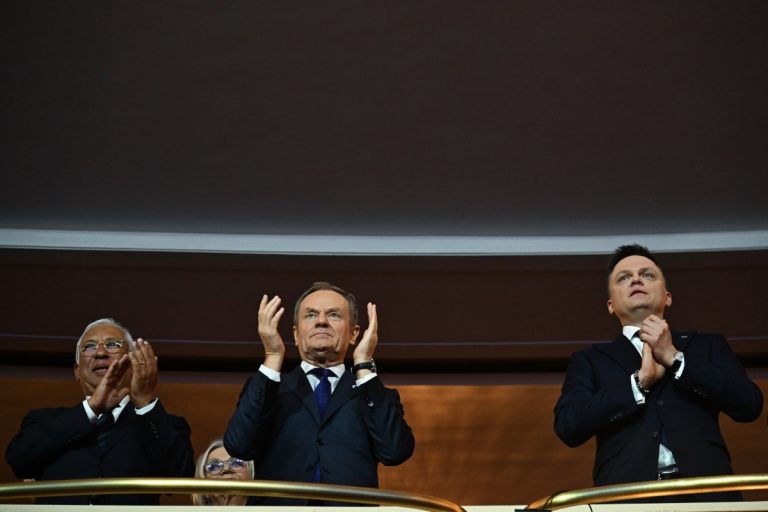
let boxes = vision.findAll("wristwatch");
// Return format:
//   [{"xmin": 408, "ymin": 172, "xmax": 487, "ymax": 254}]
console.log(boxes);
[
  {"xmin": 352, "ymin": 359, "xmax": 377, "ymax": 374},
  {"xmin": 668, "ymin": 351, "xmax": 684, "ymax": 373}
]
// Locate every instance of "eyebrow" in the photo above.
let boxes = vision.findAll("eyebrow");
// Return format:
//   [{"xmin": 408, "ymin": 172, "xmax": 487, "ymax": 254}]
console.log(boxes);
[
  {"xmin": 615, "ymin": 267, "xmax": 656, "ymax": 277},
  {"xmin": 303, "ymin": 307, "xmax": 343, "ymax": 313}
]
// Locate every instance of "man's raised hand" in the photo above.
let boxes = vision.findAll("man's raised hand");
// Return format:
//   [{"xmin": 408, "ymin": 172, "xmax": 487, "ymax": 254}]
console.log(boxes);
[{"xmin": 259, "ymin": 294, "xmax": 285, "ymax": 371}]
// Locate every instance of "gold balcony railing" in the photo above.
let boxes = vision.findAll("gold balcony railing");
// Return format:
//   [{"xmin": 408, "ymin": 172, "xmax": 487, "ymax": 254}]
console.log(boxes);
[
  {"xmin": 0, "ymin": 477, "xmax": 465, "ymax": 512},
  {"xmin": 527, "ymin": 473, "xmax": 768, "ymax": 510}
]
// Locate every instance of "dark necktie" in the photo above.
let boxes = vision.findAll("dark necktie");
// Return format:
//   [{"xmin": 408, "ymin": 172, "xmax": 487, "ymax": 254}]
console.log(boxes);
[
  {"xmin": 310, "ymin": 368, "xmax": 333, "ymax": 419},
  {"xmin": 309, "ymin": 368, "xmax": 333, "ymax": 484},
  {"xmin": 634, "ymin": 334, "xmax": 676, "ymax": 469},
  {"xmin": 95, "ymin": 412, "xmax": 114, "ymax": 450}
]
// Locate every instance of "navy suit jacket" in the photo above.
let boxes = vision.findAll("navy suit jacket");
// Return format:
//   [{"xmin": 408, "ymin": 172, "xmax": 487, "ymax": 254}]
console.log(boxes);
[
  {"xmin": 224, "ymin": 365, "xmax": 415, "ymax": 506},
  {"xmin": 5, "ymin": 399, "xmax": 195, "ymax": 505},
  {"xmin": 554, "ymin": 331, "xmax": 762, "ymax": 501}
]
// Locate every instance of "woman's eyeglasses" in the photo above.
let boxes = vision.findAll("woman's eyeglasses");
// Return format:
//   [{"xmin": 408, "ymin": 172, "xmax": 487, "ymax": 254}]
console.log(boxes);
[{"xmin": 204, "ymin": 457, "xmax": 247, "ymax": 475}]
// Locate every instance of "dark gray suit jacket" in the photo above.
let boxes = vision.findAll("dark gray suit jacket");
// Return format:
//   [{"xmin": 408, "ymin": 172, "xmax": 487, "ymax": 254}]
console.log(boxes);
[{"xmin": 224, "ymin": 365, "xmax": 415, "ymax": 506}]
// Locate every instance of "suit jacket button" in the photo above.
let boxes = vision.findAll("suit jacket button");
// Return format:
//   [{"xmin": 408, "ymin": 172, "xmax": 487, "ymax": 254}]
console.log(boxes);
[
  {"xmin": 317, "ymin": 438, "xmax": 324, "ymax": 446},
  {"xmin": 657, "ymin": 400, "xmax": 664, "ymax": 406},
  {"xmin": 651, "ymin": 430, "xmax": 659, "ymax": 438}
]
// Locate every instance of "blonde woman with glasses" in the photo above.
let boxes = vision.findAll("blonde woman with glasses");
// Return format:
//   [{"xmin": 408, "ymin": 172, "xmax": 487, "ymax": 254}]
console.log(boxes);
[{"xmin": 193, "ymin": 438, "xmax": 254, "ymax": 506}]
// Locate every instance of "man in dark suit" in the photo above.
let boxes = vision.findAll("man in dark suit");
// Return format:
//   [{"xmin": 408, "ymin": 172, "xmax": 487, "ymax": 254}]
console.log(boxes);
[
  {"xmin": 6, "ymin": 318, "xmax": 194, "ymax": 505},
  {"xmin": 554, "ymin": 244, "xmax": 763, "ymax": 501},
  {"xmin": 224, "ymin": 282, "xmax": 415, "ymax": 506}
]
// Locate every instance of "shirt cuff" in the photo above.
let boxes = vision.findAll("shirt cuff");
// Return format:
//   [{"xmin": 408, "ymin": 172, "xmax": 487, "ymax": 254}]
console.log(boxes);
[
  {"xmin": 135, "ymin": 398, "xmax": 158, "ymax": 415},
  {"xmin": 82, "ymin": 399, "xmax": 98, "ymax": 424},
  {"xmin": 355, "ymin": 373, "xmax": 378, "ymax": 387},
  {"xmin": 260, "ymin": 364, "xmax": 281, "ymax": 382},
  {"xmin": 674, "ymin": 356, "xmax": 685, "ymax": 379},
  {"xmin": 630, "ymin": 374, "xmax": 646, "ymax": 405}
]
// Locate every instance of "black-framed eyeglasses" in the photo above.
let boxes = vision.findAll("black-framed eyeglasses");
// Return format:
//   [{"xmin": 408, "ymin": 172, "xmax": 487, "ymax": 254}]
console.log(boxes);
[
  {"xmin": 80, "ymin": 338, "xmax": 125, "ymax": 355},
  {"xmin": 204, "ymin": 457, "xmax": 247, "ymax": 475}
]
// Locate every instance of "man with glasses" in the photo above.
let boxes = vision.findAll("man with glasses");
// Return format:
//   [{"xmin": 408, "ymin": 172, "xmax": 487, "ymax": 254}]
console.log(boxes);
[
  {"xmin": 224, "ymin": 282, "xmax": 415, "ymax": 506},
  {"xmin": 6, "ymin": 318, "xmax": 195, "ymax": 505}
]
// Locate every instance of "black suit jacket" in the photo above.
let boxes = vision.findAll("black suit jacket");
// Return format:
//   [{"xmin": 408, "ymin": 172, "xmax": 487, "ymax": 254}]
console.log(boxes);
[
  {"xmin": 224, "ymin": 365, "xmax": 415, "ymax": 506},
  {"xmin": 5, "ymin": 399, "xmax": 195, "ymax": 505},
  {"xmin": 554, "ymin": 331, "xmax": 763, "ymax": 501}
]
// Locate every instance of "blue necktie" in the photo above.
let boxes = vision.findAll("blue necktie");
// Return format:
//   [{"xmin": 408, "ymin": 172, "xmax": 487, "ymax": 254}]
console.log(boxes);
[
  {"xmin": 310, "ymin": 368, "xmax": 332, "ymax": 419},
  {"xmin": 310, "ymin": 368, "xmax": 332, "ymax": 483}
]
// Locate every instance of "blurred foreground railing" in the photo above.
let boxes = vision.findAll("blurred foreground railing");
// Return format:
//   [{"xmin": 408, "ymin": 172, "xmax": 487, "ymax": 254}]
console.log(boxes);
[
  {"xmin": 0, "ymin": 477, "xmax": 465, "ymax": 512},
  {"xmin": 527, "ymin": 473, "xmax": 768, "ymax": 510}
]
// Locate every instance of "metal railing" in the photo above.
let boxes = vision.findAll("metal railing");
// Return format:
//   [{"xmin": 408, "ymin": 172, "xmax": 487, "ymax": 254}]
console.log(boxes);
[
  {"xmin": 526, "ymin": 473, "xmax": 768, "ymax": 510},
  {"xmin": 0, "ymin": 477, "xmax": 465, "ymax": 512}
]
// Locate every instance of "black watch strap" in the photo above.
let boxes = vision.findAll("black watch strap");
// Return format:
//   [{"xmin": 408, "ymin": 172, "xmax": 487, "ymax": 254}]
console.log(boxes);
[{"xmin": 352, "ymin": 359, "xmax": 376, "ymax": 374}]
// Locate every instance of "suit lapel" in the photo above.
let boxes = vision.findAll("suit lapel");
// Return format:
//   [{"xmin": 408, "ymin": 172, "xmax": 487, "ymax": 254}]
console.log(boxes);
[
  {"xmin": 286, "ymin": 366, "xmax": 323, "ymax": 424},
  {"xmin": 595, "ymin": 334, "xmax": 641, "ymax": 374},
  {"xmin": 674, "ymin": 331, "xmax": 694, "ymax": 352},
  {"xmin": 654, "ymin": 331, "xmax": 695, "ymax": 395},
  {"xmin": 322, "ymin": 370, "xmax": 354, "ymax": 424},
  {"xmin": 287, "ymin": 365, "xmax": 354, "ymax": 426}
]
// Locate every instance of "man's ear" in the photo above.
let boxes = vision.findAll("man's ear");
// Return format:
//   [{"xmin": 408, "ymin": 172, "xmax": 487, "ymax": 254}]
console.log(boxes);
[
  {"xmin": 665, "ymin": 291, "xmax": 672, "ymax": 308},
  {"xmin": 348, "ymin": 325, "xmax": 361, "ymax": 345},
  {"xmin": 293, "ymin": 325, "xmax": 298, "ymax": 345},
  {"xmin": 74, "ymin": 363, "xmax": 80, "ymax": 382},
  {"xmin": 607, "ymin": 298, "xmax": 614, "ymax": 315}
]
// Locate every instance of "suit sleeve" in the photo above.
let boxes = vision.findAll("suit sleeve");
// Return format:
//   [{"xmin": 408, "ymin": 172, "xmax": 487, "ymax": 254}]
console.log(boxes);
[
  {"xmin": 356, "ymin": 377, "xmax": 415, "ymax": 466},
  {"xmin": 675, "ymin": 333, "xmax": 763, "ymax": 422},
  {"xmin": 134, "ymin": 400, "xmax": 195, "ymax": 477},
  {"xmin": 5, "ymin": 405, "xmax": 93, "ymax": 479},
  {"xmin": 223, "ymin": 373, "xmax": 280, "ymax": 463},
  {"xmin": 554, "ymin": 349, "xmax": 641, "ymax": 448}
]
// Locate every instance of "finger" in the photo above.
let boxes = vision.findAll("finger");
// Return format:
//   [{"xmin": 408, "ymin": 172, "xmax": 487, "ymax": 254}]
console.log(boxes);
[
  {"xmin": 258, "ymin": 294, "xmax": 269, "ymax": 314},
  {"xmin": 271, "ymin": 306, "xmax": 285, "ymax": 326},
  {"xmin": 139, "ymin": 338, "xmax": 155, "ymax": 357},
  {"xmin": 129, "ymin": 346, "xmax": 148, "ymax": 373},
  {"xmin": 113, "ymin": 354, "xmax": 131, "ymax": 379},
  {"xmin": 263, "ymin": 294, "xmax": 279, "ymax": 311},
  {"xmin": 139, "ymin": 340, "xmax": 157, "ymax": 370}
]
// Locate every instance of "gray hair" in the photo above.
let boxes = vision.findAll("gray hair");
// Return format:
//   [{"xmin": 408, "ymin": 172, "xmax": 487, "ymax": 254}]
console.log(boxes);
[
  {"xmin": 292, "ymin": 281, "xmax": 359, "ymax": 327},
  {"xmin": 75, "ymin": 318, "xmax": 134, "ymax": 364},
  {"xmin": 193, "ymin": 438, "xmax": 255, "ymax": 504}
]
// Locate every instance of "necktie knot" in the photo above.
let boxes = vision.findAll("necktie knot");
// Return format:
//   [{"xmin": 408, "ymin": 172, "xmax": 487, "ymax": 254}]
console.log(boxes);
[{"xmin": 310, "ymin": 367, "xmax": 333, "ymax": 379}]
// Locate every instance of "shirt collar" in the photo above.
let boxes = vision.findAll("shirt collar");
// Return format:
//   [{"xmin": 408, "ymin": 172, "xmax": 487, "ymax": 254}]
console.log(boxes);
[
  {"xmin": 301, "ymin": 360, "xmax": 345, "ymax": 379},
  {"xmin": 622, "ymin": 325, "xmax": 643, "ymax": 355}
]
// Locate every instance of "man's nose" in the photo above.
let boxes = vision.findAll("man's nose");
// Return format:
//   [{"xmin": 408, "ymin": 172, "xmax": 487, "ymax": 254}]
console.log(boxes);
[
  {"xmin": 315, "ymin": 313, "xmax": 329, "ymax": 325},
  {"xmin": 93, "ymin": 341, "xmax": 110, "ymax": 356}
]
